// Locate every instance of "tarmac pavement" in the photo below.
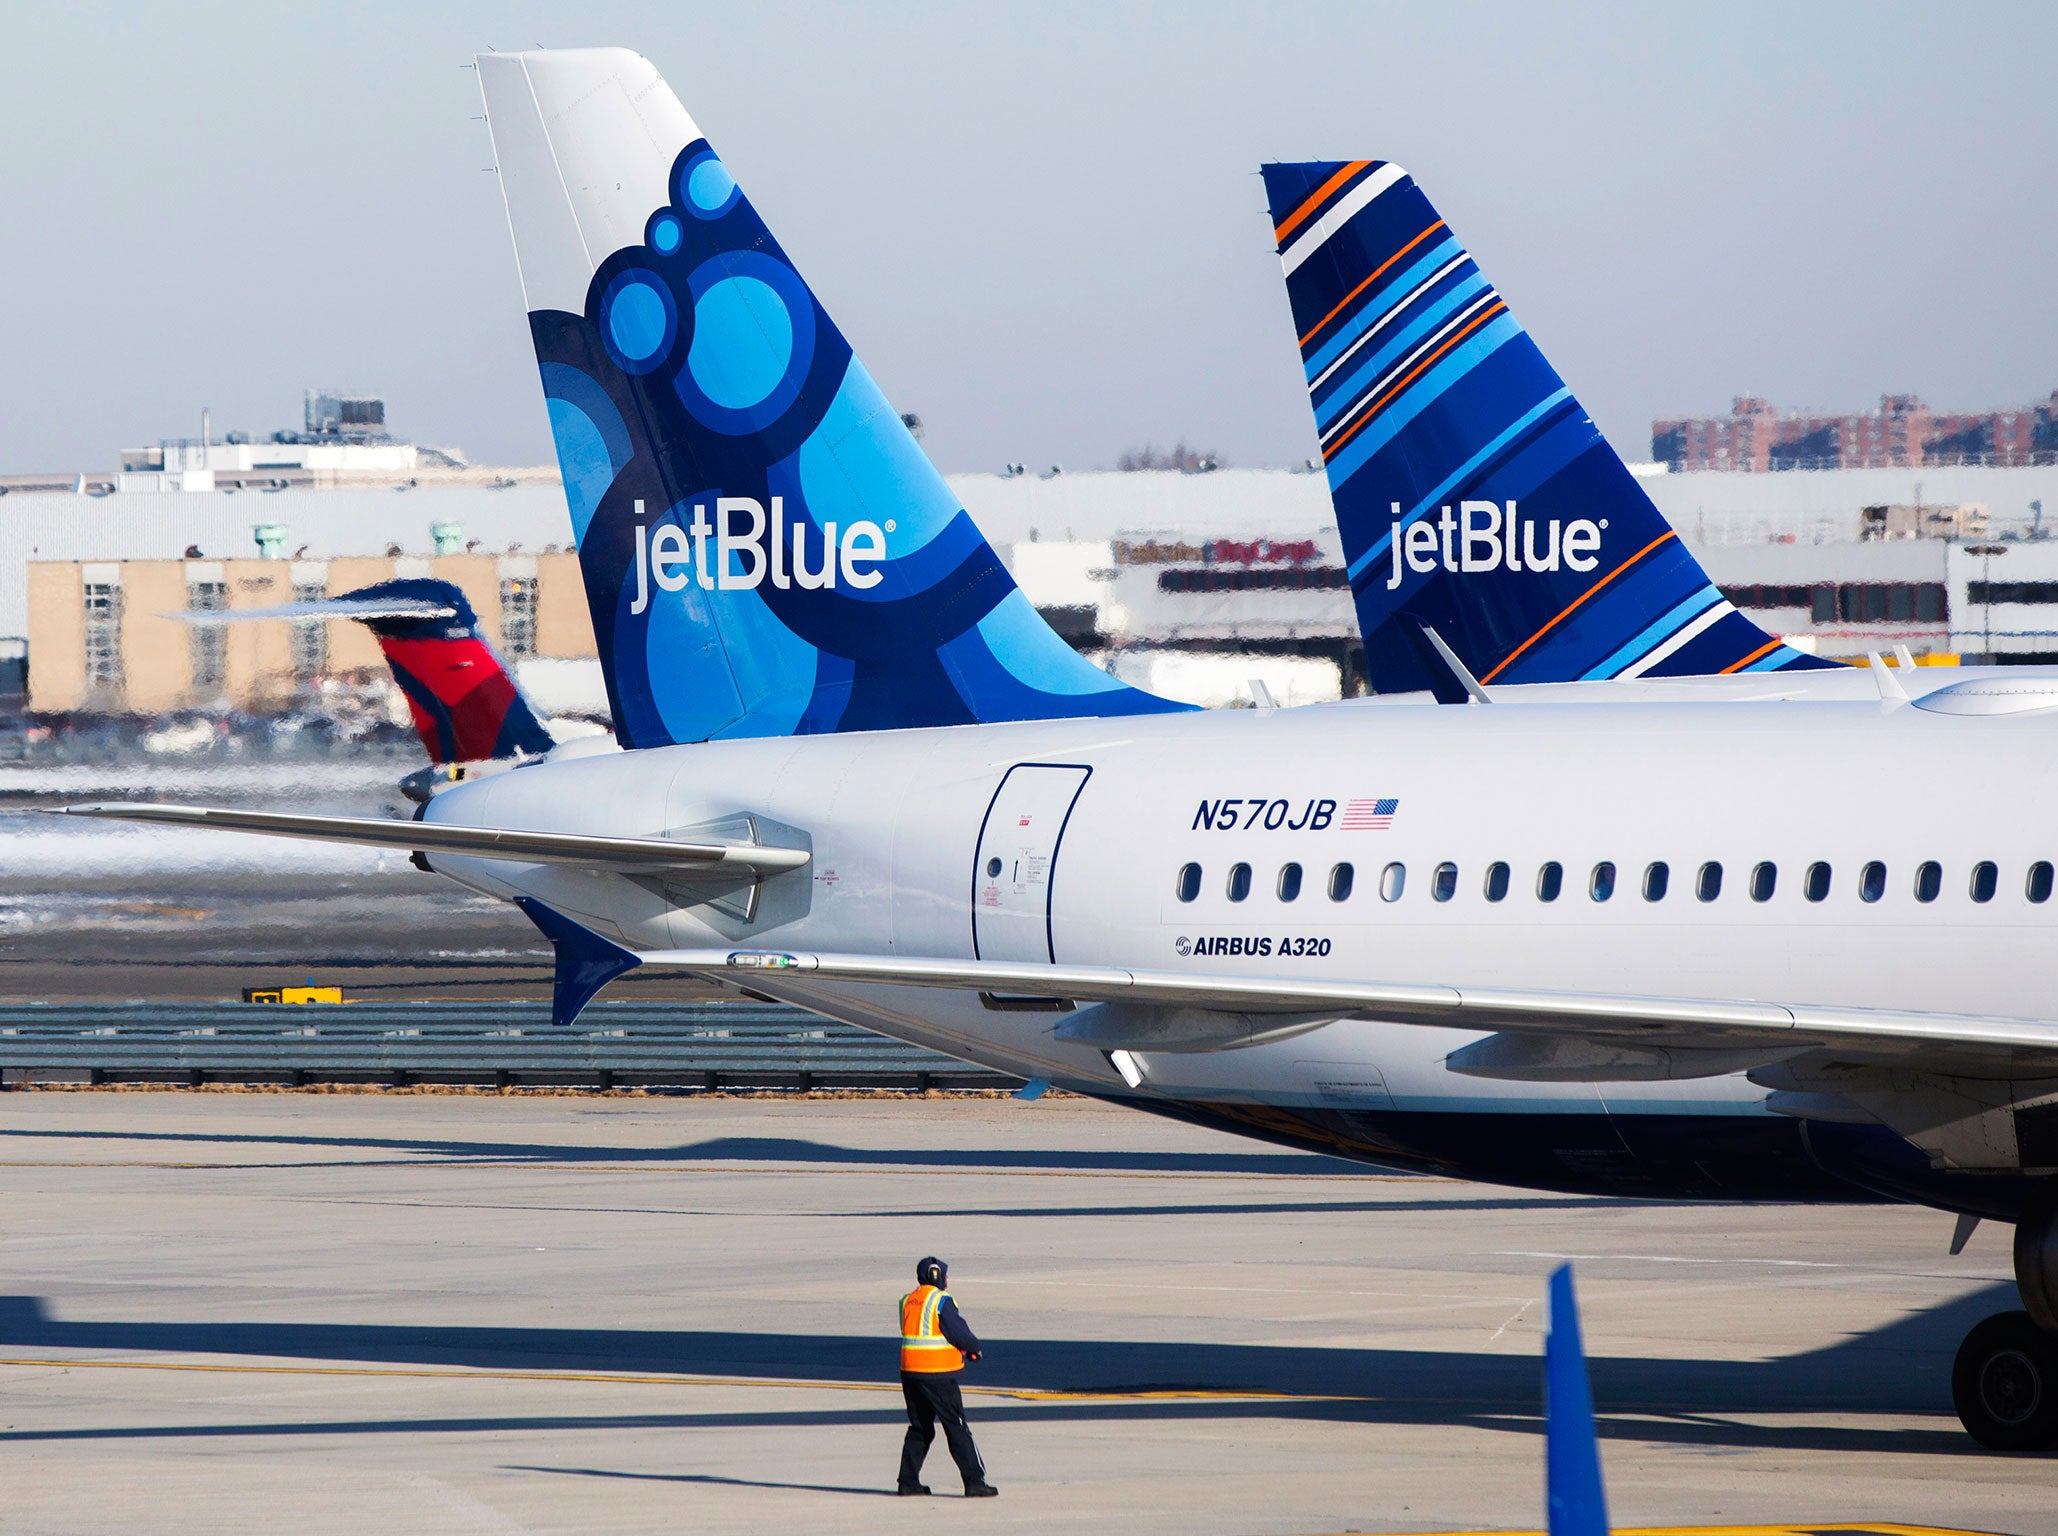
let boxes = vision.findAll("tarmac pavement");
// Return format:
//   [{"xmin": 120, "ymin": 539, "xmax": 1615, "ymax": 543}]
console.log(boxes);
[{"xmin": 0, "ymin": 1089, "xmax": 2048, "ymax": 1535}]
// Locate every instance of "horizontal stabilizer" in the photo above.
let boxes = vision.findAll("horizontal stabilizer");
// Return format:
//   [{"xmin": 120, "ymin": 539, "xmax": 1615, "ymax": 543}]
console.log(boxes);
[
  {"xmin": 172, "ymin": 596, "xmax": 457, "ymax": 624},
  {"xmin": 1401, "ymin": 618, "xmax": 1491, "ymax": 705},
  {"xmin": 58, "ymin": 804, "xmax": 809, "ymax": 876}
]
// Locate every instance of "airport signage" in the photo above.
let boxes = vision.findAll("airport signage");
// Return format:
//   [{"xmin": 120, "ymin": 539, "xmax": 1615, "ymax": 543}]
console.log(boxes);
[{"xmin": 1113, "ymin": 537, "xmax": 1323, "ymax": 567}]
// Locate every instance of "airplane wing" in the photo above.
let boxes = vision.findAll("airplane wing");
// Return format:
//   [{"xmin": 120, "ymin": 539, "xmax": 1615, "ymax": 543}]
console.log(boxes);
[
  {"xmin": 628, "ymin": 945, "xmax": 2058, "ymax": 1075},
  {"xmin": 58, "ymin": 805, "xmax": 809, "ymax": 876}
]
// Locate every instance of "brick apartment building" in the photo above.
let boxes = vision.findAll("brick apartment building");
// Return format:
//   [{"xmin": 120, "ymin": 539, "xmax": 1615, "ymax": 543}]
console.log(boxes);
[{"xmin": 1653, "ymin": 391, "xmax": 2058, "ymax": 471}]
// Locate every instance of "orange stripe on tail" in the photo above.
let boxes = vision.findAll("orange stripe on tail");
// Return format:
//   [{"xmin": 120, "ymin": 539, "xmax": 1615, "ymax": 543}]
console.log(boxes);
[
  {"xmin": 1720, "ymin": 639, "xmax": 1781, "ymax": 675},
  {"xmin": 1298, "ymin": 221, "xmax": 1447, "ymax": 350},
  {"xmin": 1321, "ymin": 301, "xmax": 1504, "ymax": 463},
  {"xmin": 1480, "ymin": 532, "xmax": 1678, "ymax": 684},
  {"xmin": 1274, "ymin": 161, "xmax": 1371, "ymax": 246}
]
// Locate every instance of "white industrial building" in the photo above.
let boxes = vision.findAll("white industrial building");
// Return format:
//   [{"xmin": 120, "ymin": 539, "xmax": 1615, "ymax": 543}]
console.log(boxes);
[
  {"xmin": 957, "ymin": 461, "xmax": 2058, "ymax": 679},
  {"xmin": 8, "ymin": 454, "xmax": 2058, "ymax": 715}
]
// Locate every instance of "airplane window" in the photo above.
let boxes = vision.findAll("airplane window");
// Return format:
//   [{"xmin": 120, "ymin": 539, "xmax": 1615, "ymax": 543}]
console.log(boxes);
[
  {"xmin": 1175, "ymin": 862, "xmax": 1201, "ymax": 902},
  {"xmin": 1537, "ymin": 861, "xmax": 1563, "ymax": 902},
  {"xmin": 1278, "ymin": 862, "xmax": 1303, "ymax": 902},
  {"xmin": 1750, "ymin": 862, "xmax": 1776, "ymax": 902},
  {"xmin": 1914, "ymin": 861, "xmax": 1942, "ymax": 902},
  {"xmin": 1971, "ymin": 861, "xmax": 1999, "ymax": 903},
  {"xmin": 1380, "ymin": 862, "xmax": 1406, "ymax": 902},
  {"xmin": 1227, "ymin": 863, "xmax": 1252, "ymax": 902},
  {"xmin": 1643, "ymin": 862, "xmax": 1668, "ymax": 901},
  {"xmin": 1860, "ymin": 861, "xmax": 1887, "ymax": 902},
  {"xmin": 1328, "ymin": 862, "xmax": 1354, "ymax": 902},
  {"xmin": 1432, "ymin": 862, "xmax": 1458, "ymax": 902},
  {"xmin": 986, "ymin": 857, "xmax": 1003, "ymax": 878},
  {"xmin": 1696, "ymin": 862, "xmax": 1722, "ymax": 902},
  {"xmin": 1804, "ymin": 862, "xmax": 1831, "ymax": 902},
  {"xmin": 1589, "ymin": 861, "xmax": 1616, "ymax": 901},
  {"xmin": 1484, "ymin": 861, "xmax": 1510, "ymax": 902},
  {"xmin": 2030, "ymin": 862, "xmax": 2054, "ymax": 903}
]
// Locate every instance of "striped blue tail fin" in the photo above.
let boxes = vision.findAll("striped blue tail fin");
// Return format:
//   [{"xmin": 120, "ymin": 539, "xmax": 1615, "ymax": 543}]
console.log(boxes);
[
  {"xmin": 1261, "ymin": 160, "xmax": 1834, "ymax": 692},
  {"xmin": 480, "ymin": 49, "xmax": 1186, "ymax": 747}
]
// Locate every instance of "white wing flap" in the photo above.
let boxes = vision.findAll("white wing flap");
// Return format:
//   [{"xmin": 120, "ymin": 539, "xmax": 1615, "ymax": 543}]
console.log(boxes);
[{"xmin": 632, "ymin": 946, "xmax": 2058, "ymax": 1072}]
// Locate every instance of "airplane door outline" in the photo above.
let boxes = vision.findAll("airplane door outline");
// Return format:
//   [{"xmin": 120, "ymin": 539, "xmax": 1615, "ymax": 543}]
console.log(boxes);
[{"xmin": 970, "ymin": 763, "xmax": 1093, "ymax": 963}]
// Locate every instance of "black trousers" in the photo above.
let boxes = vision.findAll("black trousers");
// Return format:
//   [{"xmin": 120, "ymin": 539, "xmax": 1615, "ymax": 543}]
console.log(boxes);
[{"xmin": 898, "ymin": 1370, "xmax": 986, "ymax": 1489}]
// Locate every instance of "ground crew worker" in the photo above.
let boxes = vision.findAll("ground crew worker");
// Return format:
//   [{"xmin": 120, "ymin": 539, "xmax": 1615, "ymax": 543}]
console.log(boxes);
[{"xmin": 897, "ymin": 1255, "xmax": 999, "ymax": 1497}]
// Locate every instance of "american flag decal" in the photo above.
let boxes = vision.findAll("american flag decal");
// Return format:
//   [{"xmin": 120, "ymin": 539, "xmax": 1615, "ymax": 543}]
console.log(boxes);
[{"xmin": 1339, "ymin": 797, "xmax": 1398, "ymax": 830}]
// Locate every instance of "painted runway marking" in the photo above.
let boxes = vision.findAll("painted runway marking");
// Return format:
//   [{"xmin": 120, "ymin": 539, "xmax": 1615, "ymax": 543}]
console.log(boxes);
[
  {"xmin": 0, "ymin": 1357, "xmax": 2000, "ymax": 1428},
  {"xmin": 1497, "ymin": 1250, "xmax": 2014, "ymax": 1286},
  {"xmin": 1500, "ymin": 1250, "xmax": 1847, "ymax": 1269},
  {"xmin": 1314, "ymin": 1526, "xmax": 2011, "ymax": 1536},
  {"xmin": 0, "ymin": 1356, "xmax": 1360, "ymax": 1405},
  {"xmin": 978, "ymin": 1276, "xmax": 1536, "ymax": 1310},
  {"xmin": 1487, "ymin": 1298, "xmax": 1535, "ymax": 1341}
]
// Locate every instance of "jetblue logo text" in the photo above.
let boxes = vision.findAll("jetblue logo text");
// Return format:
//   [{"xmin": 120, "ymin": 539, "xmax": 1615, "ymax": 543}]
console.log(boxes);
[
  {"xmin": 629, "ymin": 497, "xmax": 891, "ymax": 615},
  {"xmin": 1192, "ymin": 798, "xmax": 1335, "ymax": 832},
  {"xmin": 1385, "ymin": 500, "xmax": 1606, "ymax": 590}
]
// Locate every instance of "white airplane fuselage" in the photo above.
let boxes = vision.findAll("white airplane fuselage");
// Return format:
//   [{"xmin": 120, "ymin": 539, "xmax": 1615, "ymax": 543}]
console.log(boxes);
[{"xmin": 420, "ymin": 693, "xmax": 2057, "ymax": 1208}]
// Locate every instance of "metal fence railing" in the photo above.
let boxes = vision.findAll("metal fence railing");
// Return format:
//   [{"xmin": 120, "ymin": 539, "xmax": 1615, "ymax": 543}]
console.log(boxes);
[{"xmin": 0, "ymin": 1001, "xmax": 1013, "ymax": 1091}]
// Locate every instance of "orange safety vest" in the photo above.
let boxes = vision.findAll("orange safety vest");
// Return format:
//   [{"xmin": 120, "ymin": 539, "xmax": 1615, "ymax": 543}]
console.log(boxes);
[{"xmin": 899, "ymin": 1284, "xmax": 965, "ymax": 1373}]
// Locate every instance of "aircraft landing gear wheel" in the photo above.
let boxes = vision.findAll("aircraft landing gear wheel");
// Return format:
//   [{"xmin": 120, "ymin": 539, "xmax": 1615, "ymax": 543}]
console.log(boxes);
[{"xmin": 1953, "ymin": 1311, "xmax": 2058, "ymax": 1451}]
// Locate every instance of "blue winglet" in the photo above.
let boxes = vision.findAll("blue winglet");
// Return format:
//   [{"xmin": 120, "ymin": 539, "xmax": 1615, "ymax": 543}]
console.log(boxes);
[
  {"xmin": 1013, "ymin": 1077, "xmax": 1051, "ymax": 1101},
  {"xmin": 514, "ymin": 898, "xmax": 644, "ymax": 1027},
  {"xmin": 1544, "ymin": 1262, "xmax": 1609, "ymax": 1536}
]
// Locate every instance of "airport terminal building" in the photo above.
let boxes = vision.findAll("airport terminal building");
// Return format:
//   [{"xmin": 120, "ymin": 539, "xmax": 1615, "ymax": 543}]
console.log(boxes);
[
  {"xmin": 26, "ymin": 548, "xmax": 597, "ymax": 719},
  {"xmin": 14, "ymin": 436, "xmax": 2058, "ymax": 718}
]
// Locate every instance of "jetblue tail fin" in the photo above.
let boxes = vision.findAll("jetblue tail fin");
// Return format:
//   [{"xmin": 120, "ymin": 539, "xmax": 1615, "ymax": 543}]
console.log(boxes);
[
  {"xmin": 1261, "ymin": 161, "xmax": 1834, "ymax": 691},
  {"xmin": 478, "ymin": 48, "xmax": 1184, "ymax": 746}
]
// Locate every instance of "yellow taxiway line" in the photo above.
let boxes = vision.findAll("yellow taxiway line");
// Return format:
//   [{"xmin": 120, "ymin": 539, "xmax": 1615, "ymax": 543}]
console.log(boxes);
[
  {"xmin": 0, "ymin": 1355, "xmax": 1350, "ymax": 1404},
  {"xmin": 1310, "ymin": 1526, "xmax": 2010, "ymax": 1536},
  {"xmin": 0, "ymin": 1362, "xmax": 2006, "ymax": 1534}
]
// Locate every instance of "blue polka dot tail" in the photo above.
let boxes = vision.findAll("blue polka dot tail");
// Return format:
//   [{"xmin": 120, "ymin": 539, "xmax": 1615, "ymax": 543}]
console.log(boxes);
[{"xmin": 481, "ymin": 47, "xmax": 1186, "ymax": 747}]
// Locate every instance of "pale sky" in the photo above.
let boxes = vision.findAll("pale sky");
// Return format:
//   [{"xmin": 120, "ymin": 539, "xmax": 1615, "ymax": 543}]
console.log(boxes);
[{"xmin": 1, "ymin": 1, "xmax": 2053, "ymax": 475}]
